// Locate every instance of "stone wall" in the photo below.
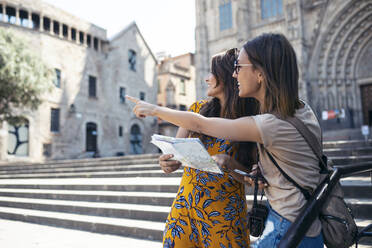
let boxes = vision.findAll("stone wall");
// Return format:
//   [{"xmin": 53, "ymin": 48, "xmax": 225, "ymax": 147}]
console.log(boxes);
[
  {"xmin": 0, "ymin": 0, "xmax": 158, "ymax": 162},
  {"xmin": 195, "ymin": 0, "xmax": 372, "ymax": 130}
]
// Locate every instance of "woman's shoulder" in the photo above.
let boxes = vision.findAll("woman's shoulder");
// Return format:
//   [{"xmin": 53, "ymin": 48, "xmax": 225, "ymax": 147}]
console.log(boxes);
[
  {"xmin": 188, "ymin": 99, "xmax": 208, "ymax": 113},
  {"xmin": 252, "ymin": 113, "xmax": 278, "ymax": 124}
]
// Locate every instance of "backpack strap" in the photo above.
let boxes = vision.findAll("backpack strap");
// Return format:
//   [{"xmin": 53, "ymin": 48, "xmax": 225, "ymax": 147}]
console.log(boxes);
[
  {"xmin": 271, "ymin": 109, "xmax": 329, "ymax": 172},
  {"xmin": 266, "ymin": 150, "xmax": 312, "ymax": 200},
  {"xmin": 264, "ymin": 106, "xmax": 330, "ymax": 200},
  {"xmin": 284, "ymin": 116, "xmax": 328, "ymax": 172}
]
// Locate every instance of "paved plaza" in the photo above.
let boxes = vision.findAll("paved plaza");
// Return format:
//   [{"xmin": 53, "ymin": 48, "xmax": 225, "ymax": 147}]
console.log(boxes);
[{"xmin": 0, "ymin": 219, "xmax": 162, "ymax": 248}]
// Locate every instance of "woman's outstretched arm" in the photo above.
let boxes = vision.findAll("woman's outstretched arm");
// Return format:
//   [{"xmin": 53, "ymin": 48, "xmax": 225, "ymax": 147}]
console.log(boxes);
[{"xmin": 126, "ymin": 95, "xmax": 262, "ymax": 143}]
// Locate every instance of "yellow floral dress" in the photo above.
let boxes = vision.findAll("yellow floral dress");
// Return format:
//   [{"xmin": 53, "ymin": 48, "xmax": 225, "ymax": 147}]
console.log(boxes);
[{"xmin": 163, "ymin": 101, "xmax": 250, "ymax": 248}]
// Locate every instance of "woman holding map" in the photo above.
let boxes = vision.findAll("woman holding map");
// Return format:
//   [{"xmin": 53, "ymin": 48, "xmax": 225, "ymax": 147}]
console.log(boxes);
[
  {"xmin": 154, "ymin": 48, "xmax": 259, "ymax": 248},
  {"xmin": 127, "ymin": 33, "xmax": 324, "ymax": 247}
]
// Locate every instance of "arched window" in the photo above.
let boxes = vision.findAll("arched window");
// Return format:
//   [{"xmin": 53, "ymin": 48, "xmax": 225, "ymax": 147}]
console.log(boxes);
[
  {"xmin": 8, "ymin": 120, "xmax": 29, "ymax": 156},
  {"xmin": 130, "ymin": 124, "xmax": 142, "ymax": 154},
  {"xmin": 86, "ymin": 122, "xmax": 97, "ymax": 152}
]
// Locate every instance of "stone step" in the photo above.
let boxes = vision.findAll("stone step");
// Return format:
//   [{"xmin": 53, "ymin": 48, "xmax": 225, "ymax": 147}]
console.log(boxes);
[
  {"xmin": 346, "ymin": 198, "xmax": 372, "ymax": 220},
  {"xmin": 324, "ymin": 147, "xmax": 372, "ymax": 157},
  {"xmin": 2, "ymin": 154, "xmax": 369, "ymax": 178},
  {"xmin": 0, "ymin": 159, "xmax": 370, "ymax": 179},
  {"xmin": 341, "ymin": 177, "xmax": 372, "ymax": 198},
  {"xmin": 0, "ymin": 189, "xmax": 176, "ymax": 206},
  {"xmin": 0, "ymin": 169, "xmax": 184, "ymax": 179},
  {"xmin": 0, "ymin": 158, "xmax": 160, "ymax": 172},
  {"xmin": 0, "ymin": 153, "xmax": 160, "ymax": 167},
  {"xmin": 0, "ymin": 206, "xmax": 164, "ymax": 241},
  {"xmin": 0, "ymin": 177, "xmax": 182, "ymax": 192},
  {"xmin": 0, "ymin": 196, "xmax": 170, "ymax": 222},
  {"xmin": 0, "ymin": 191, "xmax": 370, "ymax": 220},
  {"xmin": 323, "ymin": 140, "xmax": 372, "ymax": 149},
  {"xmin": 0, "ymin": 185, "xmax": 370, "ymax": 220},
  {"xmin": 0, "ymin": 176, "xmax": 369, "ymax": 195},
  {"xmin": 330, "ymin": 155, "xmax": 372, "ymax": 166},
  {"xmin": 0, "ymin": 218, "xmax": 163, "ymax": 248},
  {"xmin": 0, "ymin": 204, "xmax": 369, "ymax": 243},
  {"xmin": 0, "ymin": 163, "xmax": 162, "ymax": 175}
]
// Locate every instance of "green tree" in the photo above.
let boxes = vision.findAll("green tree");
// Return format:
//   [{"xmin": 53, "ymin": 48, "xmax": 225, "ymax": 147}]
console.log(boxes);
[{"xmin": 0, "ymin": 28, "xmax": 53, "ymax": 125}]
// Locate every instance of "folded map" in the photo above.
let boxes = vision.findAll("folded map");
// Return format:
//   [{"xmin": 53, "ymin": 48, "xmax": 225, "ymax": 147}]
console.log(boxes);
[{"xmin": 151, "ymin": 134, "xmax": 223, "ymax": 174}]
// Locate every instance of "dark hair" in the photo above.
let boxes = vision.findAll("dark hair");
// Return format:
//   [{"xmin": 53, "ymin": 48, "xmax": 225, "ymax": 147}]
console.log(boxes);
[
  {"xmin": 192, "ymin": 48, "xmax": 259, "ymax": 168},
  {"xmin": 243, "ymin": 33, "xmax": 301, "ymax": 118}
]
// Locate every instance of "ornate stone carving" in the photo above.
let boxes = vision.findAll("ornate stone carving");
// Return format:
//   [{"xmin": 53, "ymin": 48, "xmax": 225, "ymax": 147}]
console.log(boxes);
[{"xmin": 316, "ymin": 1, "xmax": 370, "ymax": 78}]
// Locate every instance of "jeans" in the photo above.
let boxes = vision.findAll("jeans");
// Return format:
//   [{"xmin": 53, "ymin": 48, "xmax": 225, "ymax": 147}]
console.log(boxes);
[{"xmin": 251, "ymin": 205, "xmax": 323, "ymax": 248}]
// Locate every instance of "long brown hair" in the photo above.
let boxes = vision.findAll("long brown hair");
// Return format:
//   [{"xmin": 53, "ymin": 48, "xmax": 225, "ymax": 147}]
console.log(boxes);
[
  {"xmin": 192, "ymin": 48, "xmax": 259, "ymax": 168},
  {"xmin": 243, "ymin": 33, "xmax": 301, "ymax": 118}
]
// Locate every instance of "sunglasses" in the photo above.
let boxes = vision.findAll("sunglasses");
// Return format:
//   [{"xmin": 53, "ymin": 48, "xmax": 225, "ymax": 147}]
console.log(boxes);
[{"xmin": 234, "ymin": 59, "xmax": 253, "ymax": 74}]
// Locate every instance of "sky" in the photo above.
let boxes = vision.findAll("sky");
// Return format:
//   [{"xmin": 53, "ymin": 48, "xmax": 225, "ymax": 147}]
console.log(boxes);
[{"xmin": 43, "ymin": 0, "xmax": 196, "ymax": 57}]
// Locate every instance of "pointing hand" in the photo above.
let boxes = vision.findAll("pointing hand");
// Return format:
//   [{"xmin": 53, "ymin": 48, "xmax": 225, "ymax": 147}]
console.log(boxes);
[{"xmin": 126, "ymin": 95, "xmax": 157, "ymax": 118}]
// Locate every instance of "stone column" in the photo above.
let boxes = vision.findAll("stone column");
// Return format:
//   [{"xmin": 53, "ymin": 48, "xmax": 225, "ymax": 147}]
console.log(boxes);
[
  {"xmin": 15, "ymin": 7, "xmax": 20, "ymax": 25},
  {"xmin": 50, "ymin": 19, "xmax": 54, "ymax": 35},
  {"xmin": 76, "ymin": 30, "xmax": 79, "ymax": 44},
  {"xmin": 83, "ymin": 33, "xmax": 87, "ymax": 47},
  {"xmin": 0, "ymin": 122, "xmax": 8, "ymax": 161},
  {"xmin": 2, "ymin": 4, "xmax": 6, "ymax": 22},
  {"xmin": 40, "ymin": 14, "xmax": 44, "ymax": 31},
  {"xmin": 67, "ymin": 26, "xmax": 71, "ymax": 40},
  {"xmin": 354, "ymin": 78, "xmax": 363, "ymax": 127},
  {"xmin": 27, "ymin": 10, "xmax": 32, "ymax": 28},
  {"xmin": 98, "ymin": 39, "xmax": 101, "ymax": 52},
  {"xmin": 59, "ymin": 23, "xmax": 63, "ymax": 38}
]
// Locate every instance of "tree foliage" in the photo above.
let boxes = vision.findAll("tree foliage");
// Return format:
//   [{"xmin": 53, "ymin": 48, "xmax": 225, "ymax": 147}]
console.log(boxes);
[{"xmin": 0, "ymin": 28, "xmax": 53, "ymax": 125}]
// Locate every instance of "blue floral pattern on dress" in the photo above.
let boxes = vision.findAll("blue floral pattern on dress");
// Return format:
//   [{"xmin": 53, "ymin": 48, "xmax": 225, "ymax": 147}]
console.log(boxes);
[{"xmin": 163, "ymin": 101, "xmax": 250, "ymax": 248}]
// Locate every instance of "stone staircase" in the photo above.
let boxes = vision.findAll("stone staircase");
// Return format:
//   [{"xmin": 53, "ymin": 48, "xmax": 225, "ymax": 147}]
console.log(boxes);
[{"xmin": 0, "ymin": 141, "xmax": 371, "ymax": 246}]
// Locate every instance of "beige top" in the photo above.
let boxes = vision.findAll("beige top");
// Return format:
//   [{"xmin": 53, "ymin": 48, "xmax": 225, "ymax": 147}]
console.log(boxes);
[{"xmin": 252, "ymin": 103, "xmax": 322, "ymax": 237}]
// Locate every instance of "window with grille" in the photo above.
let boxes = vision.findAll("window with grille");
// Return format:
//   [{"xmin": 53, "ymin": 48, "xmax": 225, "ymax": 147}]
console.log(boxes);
[
  {"xmin": 6, "ymin": 7, "xmax": 16, "ymax": 24},
  {"xmin": 54, "ymin": 69, "xmax": 61, "ymax": 88},
  {"xmin": 89, "ymin": 76, "xmax": 97, "ymax": 98},
  {"xmin": 62, "ymin": 24, "xmax": 68, "ymax": 38},
  {"xmin": 261, "ymin": 0, "xmax": 283, "ymax": 19},
  {"xmin": 179, "ymin": 79, "xmax": 186, "ymax": 95},
  {"xmin": 119, "ymin": 126, "xmax": 123, "ymax": 137},
  {"xmin": 53, "ymin": 20, "xmax": 60, "ymax": 35},
  {"xmin": 71, "ymin": 28, "xmax": 76, "ymax": 41},
  {"xmin": 219, "ymin": 1, "xmax": 232, "ymax": 31},
  {"xmin": 129, "ymin": 49, "xmax": 137, "ymax": 71},
  {"xmin": 140, "ymin": 92, "xmax": 145, "ymax": 100},
  {"xmin": 43, "ymin": 17, "xmax": 50, "ymax": 31},
  {"xmin": 119, "ymin": 87, "xmax": 126, "ymax": 103},
  {"xmin": 51, "ymin": 108, "xmax": 60, "ymax": 132},
  {"xmin": 19, "ymin": 10, "xmax": 29, "ymax": 28},
  {"xmin": 87, "ymin": 35, "xmax": 91, "ymax": 47},
  {"xmin": 31, "ymin": 13, "xmax": 40, "ymax": 30},
  {"xmin": 180, "ymin": 104, "xmax": 187, "ymax": 111},
  {"xmin": 79, "ymin": 31, "xmax": 84, "ymax": 44},
  {"xmin": 93, "ymin": 37, "xmax": 99, "ymax": 51}
]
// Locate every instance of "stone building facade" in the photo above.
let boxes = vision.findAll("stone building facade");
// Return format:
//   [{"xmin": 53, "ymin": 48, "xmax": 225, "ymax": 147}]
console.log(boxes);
[
  {"xmin": 195, "ymin": 0, "xmax": 372, "ymax": 130},
  {"xmin": 157, "ymin": 53, "xmax": 196, "ymax": 137},
  {"xmin": 0, "ymin": 0, "xmax": 158, "ymax": 162}
]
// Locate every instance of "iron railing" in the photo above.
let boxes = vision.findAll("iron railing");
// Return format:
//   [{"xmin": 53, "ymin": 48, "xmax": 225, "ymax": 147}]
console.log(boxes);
[{"xmin": 278, "ymin": 161, "xmax": 372, "ymax": 248}]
